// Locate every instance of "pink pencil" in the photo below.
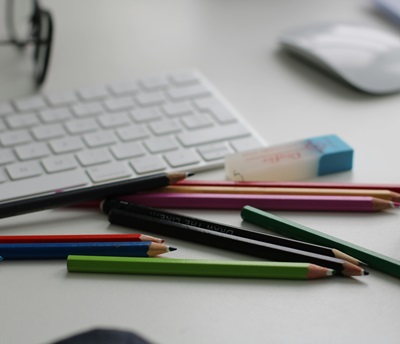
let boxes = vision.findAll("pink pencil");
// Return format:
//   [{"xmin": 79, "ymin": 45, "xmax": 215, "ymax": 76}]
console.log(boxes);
[
  {"xmin": 121, "ymin": 193, "xmax": 400, "ymax": 212},
  {"xmin": 176, "ymin": 180, "xmax": 400, "ymax": 193}
]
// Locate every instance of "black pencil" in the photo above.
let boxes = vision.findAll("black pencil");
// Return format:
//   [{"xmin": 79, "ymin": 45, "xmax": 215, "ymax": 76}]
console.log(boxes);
[
  {"xmin": 108, "ymin": 208, "xmax": 369, "ymax": 277},
  {"xmin": 0, "ymin": 172, "xmax": 192, "ymax": 219},
  {"xmin": 101, "ymin": 199, "xmax": 364, "ymax": 266}
]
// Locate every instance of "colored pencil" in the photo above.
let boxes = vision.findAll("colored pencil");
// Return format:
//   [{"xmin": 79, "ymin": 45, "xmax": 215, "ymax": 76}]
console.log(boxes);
[
  {"xmin": 101, "ymin": 199, "xmax": 365, "ymax": 266},
  {"xmin": 0, "ymin": 233, "xmax": 164, "ymax": 244},
  {"xmin": 0, "ymin": 172, "xmax": 192, "ymax": 219},
  {"xmin": 67, "ymin": 256, "xmax": 336, "ymax": 280},
  {"xmin": 159, "ymin": 185, "xmax": 400, "ymax": 202},
  {"xmin": 119, "ymin": 192, "xmax": 400, "ymax": 212},
  {"xmin": 0, "ymin": 241, "xmax": 176, "ymax": 260},
  {"xmin": 241, "ymin": 206, "xmax": 400, "ymax": 279},
  {"xmin": 108, "ymin": 208, "xmax": 368, "ymax": 277},
  {"xmin": 177, "ymin": 179, "xmax": 400, "ymax": 193}
]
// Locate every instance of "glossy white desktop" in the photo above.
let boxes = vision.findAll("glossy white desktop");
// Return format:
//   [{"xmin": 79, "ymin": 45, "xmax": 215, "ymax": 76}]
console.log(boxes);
[{"xmin": 1, "ymin": 1, "xmax": 400, "ymax": 343}]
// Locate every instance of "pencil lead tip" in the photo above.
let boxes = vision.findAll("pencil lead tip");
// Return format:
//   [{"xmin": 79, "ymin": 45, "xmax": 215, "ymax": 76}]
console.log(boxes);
[
  {"xmin": 168, "ymin": 246, "xmax": 178, "ymax": 252},
  {"xmin": 362, "ymin": 270, "xmax": 370, "ymax": 276},
  {"xmin": 187, "ymin": 172, "xmax": 195, "ymax": 177}
]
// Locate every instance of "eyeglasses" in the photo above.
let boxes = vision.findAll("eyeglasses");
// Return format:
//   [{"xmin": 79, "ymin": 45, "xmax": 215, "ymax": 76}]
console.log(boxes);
[{"xmin": 0, "ymin": 0, "xmax": 53, "ymax": 87}]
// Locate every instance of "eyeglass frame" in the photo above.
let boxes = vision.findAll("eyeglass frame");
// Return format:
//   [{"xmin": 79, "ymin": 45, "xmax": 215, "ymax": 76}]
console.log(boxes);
[{"xmin": 0, "ymin": 0, "xmax": 54, "ymax": 87}]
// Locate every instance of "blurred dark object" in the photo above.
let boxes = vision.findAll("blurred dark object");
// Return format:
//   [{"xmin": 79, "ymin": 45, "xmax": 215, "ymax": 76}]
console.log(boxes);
[{"xmin": 51, "ymin": 328, "xmax": 154, "ymax": 344}]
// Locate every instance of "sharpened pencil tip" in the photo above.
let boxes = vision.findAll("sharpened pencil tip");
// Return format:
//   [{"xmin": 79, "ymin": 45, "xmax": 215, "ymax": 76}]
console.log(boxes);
[
  {"xmin": 363, "ymin": 270, "xmax": 370, "ymax": 276},
  {"xmin": 168, "ymin": 246, "xmax": 178, "ymax": 252},
  {"xmin": 187, "ymin": 172, "xmax": 195, "ymax": 177}
]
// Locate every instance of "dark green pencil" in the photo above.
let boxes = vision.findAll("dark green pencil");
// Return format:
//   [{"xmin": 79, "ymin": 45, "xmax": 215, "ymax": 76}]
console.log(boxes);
[{"xmin": 241, "ymin": 205, "xmax": 400, "ymax": 279}]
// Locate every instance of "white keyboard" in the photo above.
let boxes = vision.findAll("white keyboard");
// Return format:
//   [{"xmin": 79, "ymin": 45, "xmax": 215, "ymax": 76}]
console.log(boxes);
[{"xmin": 0, "ymin": 70, "xmax": 266, "ymax": 203}]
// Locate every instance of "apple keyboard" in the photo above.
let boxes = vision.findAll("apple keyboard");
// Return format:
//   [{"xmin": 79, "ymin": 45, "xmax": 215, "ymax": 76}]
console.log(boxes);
[{"xmin": 0, "ymin": 70, "xmax": 266, "ymax": 203}]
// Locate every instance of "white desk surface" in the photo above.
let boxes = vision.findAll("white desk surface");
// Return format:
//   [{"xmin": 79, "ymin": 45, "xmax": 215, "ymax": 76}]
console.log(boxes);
[{"xmin": 1, "ymin": 1, "xmax": 400, "ymax": 343}]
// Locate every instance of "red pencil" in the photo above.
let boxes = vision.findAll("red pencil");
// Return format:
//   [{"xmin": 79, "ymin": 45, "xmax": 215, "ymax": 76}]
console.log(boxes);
[
  {"xmin": 176, "ymin": 179, "xmax": 400, "ymax": 193},
  {"xmin": 0, "ymin": 233, "xmax": 164, "ymax": 244}
]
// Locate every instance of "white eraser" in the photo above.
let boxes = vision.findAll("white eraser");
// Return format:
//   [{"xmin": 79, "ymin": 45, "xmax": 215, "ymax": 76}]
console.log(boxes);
[{"xmin": 225, "ymin": 134, "xmax": 354, "ymax": 181}]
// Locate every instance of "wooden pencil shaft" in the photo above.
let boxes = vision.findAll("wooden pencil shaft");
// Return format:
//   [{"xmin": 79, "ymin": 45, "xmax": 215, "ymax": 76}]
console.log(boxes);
[
  {"xmin": 177, "ymin": 180, "xmax": 400, "ymax": 193},
  {"xmin": 241, "ymin": 206, "xmax": 400, "ymax": 279},
  {"xmin": 120, "ymin": 193, "xmax": 390, "ymax": 212},
  {"xmin": 161, "ymin": 185, "xmax": 397, "ymax": 201},
  {"xmin": 102, "ymin": 199, "xmax": 339, "ymax": 259},
  {"xmin": 0, "ymin": 241, "xmax": 170, "ymax": 259},
  {"xmin": 67, "ymin": 256, "xmax": 334, "ymax": 280},
  {"xmin": 108, "ymin": 209, "xmax": 349, "ymax": 273},
  {"xmin": 0, "ymin": 172, "xmax": 188, "ymax": 219},
  {"xmin": 0, "ymin": 233, "xmax": 162, "ymax": 244}
]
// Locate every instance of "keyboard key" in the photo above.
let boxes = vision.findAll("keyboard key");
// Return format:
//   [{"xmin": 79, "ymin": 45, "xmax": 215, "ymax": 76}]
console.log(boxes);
[
  {"xmin": 167, "ymin": 84, "xmax": 210, "ymax": 100},
  {"xmin": 39, "ymin": 107, "xmax": 73, "ymax": 123},
  {"xmin": 103, "ymin": 97, "xmax": 135, "ymax": 112},
  {"xmin": 163, "ymin": 102, "xmax": 193, "ymax": 117},
  {"xmin": 78, "ymin": 85, "xmax": 109, "ymax": 100},
  {"xmin": 6, "ymin": 161, "xmax": 43, "ymax": 180},
  {"xmin": 110, "ymin": 142, "xmax": 146, "ymax": 160},
  {"xmin": 83, "ymin": 131, "xmax": 118, "ymax": 148},
  {"xmin": 87, "ymin": 162, "xmax": 133, "ymax": 183},
  {"xmin": 64, "ymin": 118, "xmax": 98, "ymax": 135},
  {"xmin": 46, "ymin": 91, "xmax": 78, "ymax": 106},
  {"xmin": 130, "ymin": 107, "xmax": 162, "ymax": 123},
  {"xmin": 177, "ymin": 123, "xmax": 250, "ymax": 147},
  {"xmin": 116, "ymin": 124, "xmax": 150, "ymax": 142},
  {"xmin": 140, "ymin": 76, "xmax": 169, "ymax": 90},
  {"xmin": 97, "ymin": 111, "xmax": 131, "ymax": 128},
  {"xmin": 15, "ymin": 142, "xmax": 51, "ymax": 161},
  {"xmin": 0, "ymin": 169, "xmax": 90, "ymax": 201},
  {"xmin": 109, "ymin": 81, "xmax": 140, "ymax": 95},
  {"xmin": 0, "ymin": 129, "xmax": 32, "ymax": 146},
  {"xmin": 72, "ymin": 102, "xmax": 104, "ymax": 117},
  {"xmin": 41, "ymin": 155, "xmax": 78, "ymax": 173},
  {"xmin": 164, "ymin": 149, "xmax": 201, "ymax": 167},
  {"xmin": 14, "ymin": 95, "xmax": 47, "ymax": 112},
  {"xmin": 197, "ymin": 143, "xmax": 233, "ymax": 161},
  {"xmin": 136, "ymin": 92, "xmax": 164, "ymax": 106},
  {"xmin": 181, "ymin": 114, "xmax": 213, "ymax": 129},
  {"xmin": 130, "ymin": 155, "xmax": 167, "ymax": 174},
  {"xmin": 149, "ymin": 119, "xmax": 181, "ymax": 135},
  {"xmin": 76, "ymin": 148, "xmax": 112, "ymax": 166},
  {"xmin": 50, "ymin": 137, "xmax": 85, "ymax": 154},
  {"xmin": 32, "ymin": 124, "xmax": 65, "ymax": 140},
  {"xmin": 144, "ymin": 137, "xmax": 179, "ymax": 153},
  {"xmin": 169, "ymin": 71, "xmax": 200, "ymax": 85},
  {"xmin": 5, "ymin": 112, "xmax": 40, "ymax": 129}
]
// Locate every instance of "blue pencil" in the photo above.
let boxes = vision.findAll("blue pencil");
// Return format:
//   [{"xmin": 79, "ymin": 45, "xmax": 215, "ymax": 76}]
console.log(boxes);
[{"xmin": 0, "ymin": 241, "xmax": 176, "ymax": 260}]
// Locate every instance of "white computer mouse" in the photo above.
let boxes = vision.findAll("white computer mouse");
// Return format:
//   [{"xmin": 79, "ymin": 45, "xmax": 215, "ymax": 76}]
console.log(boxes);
[{"xmin": 279, "ymin": 22, "xmax": 400, "ymax": 94}]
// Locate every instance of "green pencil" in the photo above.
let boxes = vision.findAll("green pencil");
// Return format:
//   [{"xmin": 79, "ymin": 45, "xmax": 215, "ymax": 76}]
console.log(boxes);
[
  {"xmin": 241, "ymin": 205, "xmax": 400, "ymax": 279},
  {"xmin": 67, "ymin": 256, "xmax": 335, "ymax": 280}
]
